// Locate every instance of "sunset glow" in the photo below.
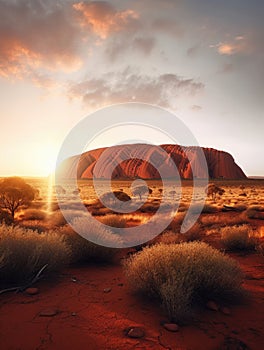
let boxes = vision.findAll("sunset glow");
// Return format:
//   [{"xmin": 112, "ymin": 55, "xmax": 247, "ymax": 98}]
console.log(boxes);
[{"xmin": 0, "ymin": 0, "xmax": 263, "ymax": 177}]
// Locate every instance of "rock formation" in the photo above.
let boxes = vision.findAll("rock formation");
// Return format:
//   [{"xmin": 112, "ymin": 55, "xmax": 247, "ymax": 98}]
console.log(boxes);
[{"xmin": 57, "ymin": 144, "xmax": 247, "ymax": 180}]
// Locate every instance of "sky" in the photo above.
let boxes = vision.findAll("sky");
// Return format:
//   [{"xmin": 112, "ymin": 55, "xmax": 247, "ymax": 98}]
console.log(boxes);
[{"xmin": 0, "ymin": 0, "xmax": 263, "ymax": 177}]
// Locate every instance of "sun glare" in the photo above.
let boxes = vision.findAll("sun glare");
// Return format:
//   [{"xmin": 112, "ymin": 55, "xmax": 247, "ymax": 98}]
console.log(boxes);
[{"xmin": 32, "ymin": 144, "xmax": 57, "ymax": 177}]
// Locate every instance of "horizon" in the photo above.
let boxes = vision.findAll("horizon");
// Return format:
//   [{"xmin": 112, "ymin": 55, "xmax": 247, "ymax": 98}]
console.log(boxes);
[{"xmin": 0, "ymin": 0, "xmax": 263, "ymax": 177}]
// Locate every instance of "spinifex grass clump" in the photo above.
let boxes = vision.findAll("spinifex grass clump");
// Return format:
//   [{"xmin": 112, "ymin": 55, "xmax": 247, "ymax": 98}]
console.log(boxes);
[
  {"xmin": 221, "ymin": 224, "xmax": 258, "ymax": 251},
  {"xmin": 60, "ymin": 225, "xmax": 119, "ymax": 263},
  {"xmin": 124, "ymin": 242, "xmax": 243, "ymax": 322},
  {"xmin": 0, "ymin": 224, "xmax": 71, "ymax": 286}
]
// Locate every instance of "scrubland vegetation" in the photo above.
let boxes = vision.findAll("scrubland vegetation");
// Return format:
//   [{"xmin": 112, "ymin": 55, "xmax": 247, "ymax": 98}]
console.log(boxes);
[
  {"xmin": 0, "ymin": 177, "xmax": 263, "ymax": 325},
  {"xmin": 124, "ymin": 242, "xmax": 244, "ymax": 322}
]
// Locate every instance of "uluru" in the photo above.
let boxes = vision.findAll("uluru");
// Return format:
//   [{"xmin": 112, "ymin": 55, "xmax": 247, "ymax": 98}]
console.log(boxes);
[{"xmin": 57, "ymin": 144, "xmax": 247, "ymax": 180}]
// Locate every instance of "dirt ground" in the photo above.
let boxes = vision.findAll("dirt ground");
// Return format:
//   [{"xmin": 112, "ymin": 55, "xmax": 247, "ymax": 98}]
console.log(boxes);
[{"xmin": 0, "ymin": 251, "xmax": 263, "ymax": 350}]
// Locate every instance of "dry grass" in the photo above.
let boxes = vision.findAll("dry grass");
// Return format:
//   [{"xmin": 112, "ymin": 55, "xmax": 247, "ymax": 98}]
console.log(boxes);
[
  {"xmin": 60, "ymin": 226, "xmax": 118, "ymax": 263},
  {"xmin": 99, "ymin": 214, "xmax": 127, "ymax": 228},
  {"xmin": 19, "ymin": 209, "xmax": 47, "ymax": 221},
  {"xmin": 156, "ymin": 231, "xmax": 185, "ymax": 245},
  {"xmin": 200, "ymin": 213, "xmax": 248, "ymax": 227},
  {"xmin": 221, "ymin": 225, "xmax": 258, "ymax": 251},
  {"xmin": 246, "ymin": 206, "xmax": 264, "ymax": 220},
  {"xmin": 124, "ymin": 242, "xmax": 243, "ymax": 322},
  {"xmin": 70, "ymin": 216, "xmax": 124, "ymax": 248},
  {"xmin": 0, "ymin": 224, "xmax": 71, "ymax": 286}
]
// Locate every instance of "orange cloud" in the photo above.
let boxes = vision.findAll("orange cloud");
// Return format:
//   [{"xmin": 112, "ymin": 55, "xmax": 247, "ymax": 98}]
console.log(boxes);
[
  {"xmin": 73, "ymin": 1, "xmax": 139, "ymax": 39},
  {"xmin": 211, "ymin": 35, "xmax": 247, "ymax": 56},
  {"xmin": 0, "ymin": 39, "xmax": 82, "ymax": 83}
]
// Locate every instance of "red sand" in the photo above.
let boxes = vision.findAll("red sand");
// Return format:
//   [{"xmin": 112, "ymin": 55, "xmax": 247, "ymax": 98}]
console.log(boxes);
[{"xmin": 0, "ymin": 252, "xmax": 263, "ymax": 350}]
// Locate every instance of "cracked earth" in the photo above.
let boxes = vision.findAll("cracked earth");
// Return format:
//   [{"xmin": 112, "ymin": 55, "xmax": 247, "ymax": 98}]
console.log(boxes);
[{"xmin": 0, "ymin": 253, "xmax": 264, "ymax": 350}]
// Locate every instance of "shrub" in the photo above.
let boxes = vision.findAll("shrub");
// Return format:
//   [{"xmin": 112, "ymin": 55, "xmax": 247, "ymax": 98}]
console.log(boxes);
[
  {"xmin": 60, "ymin": 226, "xmax": 118, "ymax": 263},
  {"xmin": 221, "ymin": 225, "xmax": 257, "ymax": 251},
  {"xmin": 20, "ymin": 209, "xmax": 47, "ymax": 221},
  {"xmin": 0, "ymin": 224, "xmax": 71, "ymax": 286},
  {"xmin": 184, "ymin": 223, "xmax": 203, "ymax": 242},
  {"xmin": 124, "ymin": 242, "xmax": 243, "ymax": 322},
  {"xmin": 189, "ymin": 204, "xmax": 218, "ymax": 214},
  {"xmin": 246, "ymin": 206, "xmax": 264, "ymax": 220},
  {"xmin": 99, "ymin": 214, "xmax": 127, "ymax": 228},
  {"xmin": 157, "ymin": 231, "xmax": 185, "ymax": 245},
  {"xmin": 70, "ymin": 216, "xmax": 124, "ymax": 248},
  {"xmin": 47, "ymin": 210, "xmax": 87, "ymax": 227},
  {"xmin": 200, "ymin": 214, "xmax": 248, "ymax": 227}
]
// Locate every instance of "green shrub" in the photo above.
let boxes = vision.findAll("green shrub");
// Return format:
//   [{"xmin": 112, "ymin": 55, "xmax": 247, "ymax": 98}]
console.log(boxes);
[
  {"xmin": 0, "ymin": 224, "xmax": 71, "ymax": 286},
  {"xmin": 124, "ymin": 242, "xmax": 243, "ymax": 322},
  {"xmin": 221, "ymin": 225, "xmax": 257, "ymax": 251}
]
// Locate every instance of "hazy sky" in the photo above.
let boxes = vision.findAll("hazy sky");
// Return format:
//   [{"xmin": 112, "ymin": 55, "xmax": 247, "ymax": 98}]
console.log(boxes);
[{"xmin": 0, "ymin": 0, "xmax": 263, "ymax": 176}]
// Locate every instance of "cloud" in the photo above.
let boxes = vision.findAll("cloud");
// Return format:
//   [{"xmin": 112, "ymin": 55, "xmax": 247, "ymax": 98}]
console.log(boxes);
[
  {"xmin": 73, "ymin": 1, "xmax": 139, "ymax": 39},
  {"xmin": 0, "ymin": 0, "xmax": 84, "ymax": 81},
  {"xmin": 152, "ymin": 18, "xmax": 183, "ymax": 37},
  {"xmin": 0, "ymin": 0, "xmax": 140, "ymax": 83},
  {"xmin": 105, "ymin": 36, "xmax": 155, "ymax": 61},
  {"xmin": 210, "ymin": 35, "xmax": 247, "ymax": 56},
  {"xmin": 68, "ymin": 68, "xmax": 204, "ymax": 109}
]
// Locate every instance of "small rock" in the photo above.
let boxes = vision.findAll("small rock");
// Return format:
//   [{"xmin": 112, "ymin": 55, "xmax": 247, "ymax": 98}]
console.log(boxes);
[
  {"xmin": 71, "ymin": 312, "xmax": 77, "ymax": 316},
  {"xmin": 163, "ymin": 323, "xmax": 179, "ymax": 332},
  {"xmin": 206, "ymin": 301, "xmax": 219, "ymax": 311},
  {"xmin": 103, "ymin": 288, "xmax": 111, "ymax": 293},
  {"xmin": 127, "ymin": 327, "xmax": 145, "ymax": 339},
  {"xmin": 25, "ymin": 288, "xmax": 39, "ymax": 295},
  {"xmin": 221, "ymin": 306, "xmax": 231, "ymax": 315},
  {"xmin": 39, "ymin": 309, "xmax": 58, "ymax": 317}
]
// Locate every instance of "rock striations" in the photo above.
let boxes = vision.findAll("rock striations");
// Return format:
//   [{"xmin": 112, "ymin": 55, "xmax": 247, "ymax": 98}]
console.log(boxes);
[{"xmin": 58, "ymin": 144, "xmax": 247, "ymax": 180}]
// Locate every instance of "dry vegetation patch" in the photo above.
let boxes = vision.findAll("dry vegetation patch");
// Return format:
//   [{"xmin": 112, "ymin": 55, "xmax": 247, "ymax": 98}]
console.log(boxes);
[
  {"xmin": 220, "ymin": 225, "xmax": 259, "ymax": 251},
  {"xmin": 0, "ymin": 224, "xmax": 71, "ymax": 286},
  {"xmin": 124, "ymin": 242, "xmax": 244, "ymax": 322}
]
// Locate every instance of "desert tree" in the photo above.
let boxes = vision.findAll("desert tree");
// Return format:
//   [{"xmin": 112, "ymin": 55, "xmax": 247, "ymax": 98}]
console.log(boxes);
[
  {"xmin": 206, "ymin": 183, "xmax": 225, "ymax": 201},
  {"xmin": 0, "ymin": 177, "xmax": 37, "ymax": 219},
  {"xmin": 132, "ymin": 185, "xmax": 152, "ymax": 200}
]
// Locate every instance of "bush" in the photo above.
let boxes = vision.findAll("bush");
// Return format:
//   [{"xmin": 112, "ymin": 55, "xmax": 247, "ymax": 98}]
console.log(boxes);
[
  {"xmin": 189, "ymin": 204, "xmax": 218, "ymax": 214},
  {"xmin": 71, "ymin": 216, "xmax": 124, "ymax": 248},
  {"xmin": 99, "ymin": 214, "xmax": 127, "ymax": 228},
  {"xmin": 20, "ymin": 209, "xmax": 47, "ymax": 221},
  {"xmin": 246, "ymin": 206, "xmax": 264, "ymax": 220},
  {"xmin": 221, "ymin": 225, "xmax": 258, "ymax": 251},
  {"xmin": 156, "ymin": 231, "xmax": 185, "ymax": 245},
  {"xmin": 60, "ymin": 226, "xmax": 118, "ymax": 263},
  {"xmin": 0, "ymin": 224, "xmax": 71, "ymax": 286},
  {"xmin": 124, "ymin": 242, "xmax": 243, "ymax": 322}
]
